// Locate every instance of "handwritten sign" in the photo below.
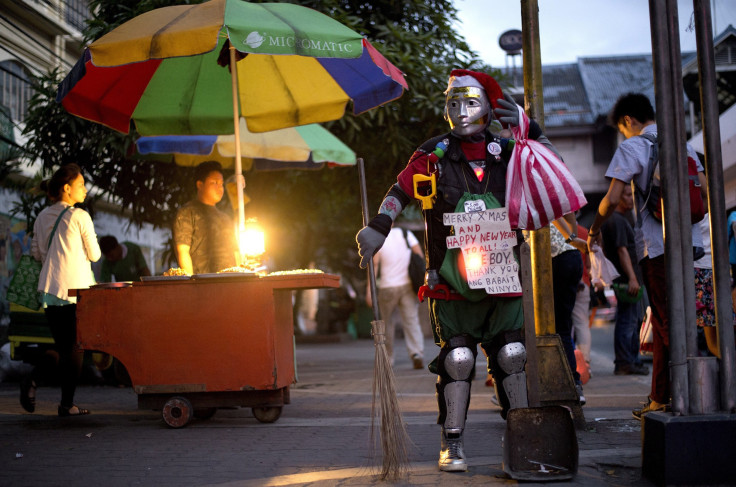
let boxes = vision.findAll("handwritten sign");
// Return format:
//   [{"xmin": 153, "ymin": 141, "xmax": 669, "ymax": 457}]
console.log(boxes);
[{"xmin": 444, "ymin": 207, "xmax": 521, "ymax": 295}]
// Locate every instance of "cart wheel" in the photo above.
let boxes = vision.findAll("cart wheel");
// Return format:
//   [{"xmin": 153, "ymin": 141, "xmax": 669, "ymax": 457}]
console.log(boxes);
[
  {"xmin": 193, "ymin": 408, "xmax": 217, "ymax": 420},
  {"xmin": 252, "ymin": 406, "xmax": 282, "ymax": 423},
  {"xmin": 162, "ymin": 396, "xmax": 193, "ymax": 428}
]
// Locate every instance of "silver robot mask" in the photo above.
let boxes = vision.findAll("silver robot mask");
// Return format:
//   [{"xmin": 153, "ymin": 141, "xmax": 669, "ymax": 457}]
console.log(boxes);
[{"xmin": 445, "ymin": 86, "xmax": 491, "ymax": 138}]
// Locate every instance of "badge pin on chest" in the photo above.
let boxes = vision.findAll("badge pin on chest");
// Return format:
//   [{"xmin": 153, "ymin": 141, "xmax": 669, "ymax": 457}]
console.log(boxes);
[{"xmin": 488, "ymin": 141, "xmax": 502, "ymax": 161}]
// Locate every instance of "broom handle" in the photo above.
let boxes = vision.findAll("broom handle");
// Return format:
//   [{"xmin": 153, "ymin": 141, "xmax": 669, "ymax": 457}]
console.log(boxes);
[{"xmin": 358, "ymin": 158, "xmax": 382, "ymax": 321}]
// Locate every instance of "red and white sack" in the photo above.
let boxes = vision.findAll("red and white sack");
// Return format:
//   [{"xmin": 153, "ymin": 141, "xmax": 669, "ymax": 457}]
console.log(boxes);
[{"xmin": 505, "ymin": 105, "xmax": 587, "ymax": 230}]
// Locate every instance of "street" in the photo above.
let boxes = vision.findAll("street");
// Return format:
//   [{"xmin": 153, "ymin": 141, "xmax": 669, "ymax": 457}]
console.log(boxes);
[{"xmin": 0, "ymin": 315, "xmax": 655, "ymax": 486}]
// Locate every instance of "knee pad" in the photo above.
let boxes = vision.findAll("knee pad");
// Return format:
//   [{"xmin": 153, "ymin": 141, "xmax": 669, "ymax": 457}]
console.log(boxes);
[
  {"xmin": 484, "ymin": 331, "xmax": 527, "ymax": 418},
  {"xmin": 437, "ymin": 335, "xmax": 478, "ymax": 382},
  {"xmin": 497, "ymin": 342, "xmax": 526, "ymax": 375},
  {"xmin": 443, "ymin": 347, "xmax": 475, "ymax": 381},
  {"xmin": 436, "ymin": 338, "xmax": 477, "ymax": 433},
  {"xmin": 496, "ymin": 341, "xmax": 528, "ymax": 411}
]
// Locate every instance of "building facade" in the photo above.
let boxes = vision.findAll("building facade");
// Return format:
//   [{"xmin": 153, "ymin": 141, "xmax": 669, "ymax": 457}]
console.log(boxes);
[{"xmin": 0, "ymin": 0, "xmax": 170, "ymax": 288}]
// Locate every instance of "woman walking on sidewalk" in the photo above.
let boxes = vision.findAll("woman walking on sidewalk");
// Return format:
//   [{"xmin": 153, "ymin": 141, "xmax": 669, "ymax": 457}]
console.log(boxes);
[{"xmin": 20, "ymin": 164, "xmax": 101, "ymax": 417}]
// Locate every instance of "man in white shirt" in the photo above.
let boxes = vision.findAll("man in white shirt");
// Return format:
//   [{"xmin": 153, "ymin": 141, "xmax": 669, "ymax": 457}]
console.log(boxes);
[{"xmin": 369, "ymin": 227, "xmax": 425, "ymax": 369}]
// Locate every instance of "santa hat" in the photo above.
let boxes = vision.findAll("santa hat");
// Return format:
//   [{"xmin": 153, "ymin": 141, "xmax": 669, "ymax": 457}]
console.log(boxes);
[{"xmin": 446, "ymin": 69, "xmax": 504, "ymax": 110}]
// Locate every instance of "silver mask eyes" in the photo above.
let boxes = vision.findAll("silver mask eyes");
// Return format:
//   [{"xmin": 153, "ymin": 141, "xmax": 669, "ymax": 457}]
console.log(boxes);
[{"xmin": 446, "ymin": 87, "xmax": 490, "ymax": 138}]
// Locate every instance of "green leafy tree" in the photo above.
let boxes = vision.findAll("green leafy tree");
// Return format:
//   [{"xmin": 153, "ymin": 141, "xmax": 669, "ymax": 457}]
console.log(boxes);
[
  {"xmin": 18, "ymin": 0, "xmax": 500, "ymax": 277},
  {"xmin": 21, "ymin": 69, "xmax": 197, "ymax": 229}
]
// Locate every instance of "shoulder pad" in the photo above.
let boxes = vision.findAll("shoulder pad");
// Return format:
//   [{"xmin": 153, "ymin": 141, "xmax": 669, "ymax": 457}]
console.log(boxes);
[{"xmin": 418, "ymin": 133, "xmax": 452, "ymax": 153}]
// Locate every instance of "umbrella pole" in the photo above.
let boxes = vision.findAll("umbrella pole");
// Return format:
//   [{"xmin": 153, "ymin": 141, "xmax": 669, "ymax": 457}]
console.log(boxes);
[
  {"xmin": 358, "ymin": 158, "xmax": 411, "ymax": 480},
  {"xmin": 230, "ymin": 45, "xmax": 246, "ymax": 257}
]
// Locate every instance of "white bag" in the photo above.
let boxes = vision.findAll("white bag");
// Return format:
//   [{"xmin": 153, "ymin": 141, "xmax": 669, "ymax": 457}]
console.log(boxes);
[{"xmin": 589, "ymin": 245, "xmax": 620, "ymax": 287}]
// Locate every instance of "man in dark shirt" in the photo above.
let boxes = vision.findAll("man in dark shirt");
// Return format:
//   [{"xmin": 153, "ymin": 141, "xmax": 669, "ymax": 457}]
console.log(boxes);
[
  {"xmin": 173, "ymin": 161, "xmax": 239, "ymax": 275},
  {"xmin": 600, "ymin": 184, "xmax": 649, "ymax": 376},
  {"xmin": 99, "ymin": 236, "xmax": 151, "ymax": 282}
]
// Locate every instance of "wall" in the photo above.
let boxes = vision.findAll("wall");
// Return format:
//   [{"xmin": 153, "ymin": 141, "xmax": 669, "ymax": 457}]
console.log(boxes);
[
  {"xmin": 689, "ymin": 103, "xmax": 736, "ymax": 211},
  {"xmin": 549, "ymin": 134, "xmax": 612, "ymax": 195}
]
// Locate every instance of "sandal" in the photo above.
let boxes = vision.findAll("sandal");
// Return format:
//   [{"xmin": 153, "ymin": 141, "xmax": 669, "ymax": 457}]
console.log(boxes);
[
  {"xmin": 58, "ymin": 404, "xmax": 91, "ymax": 417},
  {"xmin": 20, "ymin": 377, "xmax": 36, "ymax": 413}
]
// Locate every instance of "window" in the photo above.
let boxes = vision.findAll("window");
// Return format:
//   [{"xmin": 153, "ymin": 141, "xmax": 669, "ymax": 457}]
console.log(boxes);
[
  {"xmin": 714, "ymin": 40, "xmax": 735, "ymax": 66},
  {"xmin": 0, "ymin": 61, "xmax": 32, "ymax": 123},
  {"xmin": 63, "ymin": 0, "xmax": 91, "ymax": 32},
  {"xmin": 592, "ymin": 125, "xmax": 617, "ymax": 165}
]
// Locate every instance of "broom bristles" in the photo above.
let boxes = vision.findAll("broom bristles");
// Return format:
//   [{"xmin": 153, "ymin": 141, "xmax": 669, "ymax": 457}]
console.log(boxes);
[{"xmin": 370, "ymin": 319, "xmax": 411, "ymax": 480}]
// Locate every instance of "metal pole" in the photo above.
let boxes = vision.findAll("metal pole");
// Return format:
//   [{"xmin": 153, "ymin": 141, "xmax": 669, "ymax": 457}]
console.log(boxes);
[
  {"xmin": 230, "ymin": 46, "xmax": 246, "ymax": 245},
  {"xmin": 667, "ymin": 0, "xmax": 701, "ymax": 414},
  {"xmin": 520, "ymin": 242, "xmax": 541, "ymax": 407},
  {"xmin": 693, "ymin": 0, "xmax": 736, "ymax": 412},
  {"xmin": 649, "ymin": 0, "xmax": 689, "ymax": 415},
  {"xmin": 666, "ymin": 0, "xmax": 699, "ymax": 359},
  {"xmin": 521, "ymin": 0, "xmax": 555, "ymax": 336}
]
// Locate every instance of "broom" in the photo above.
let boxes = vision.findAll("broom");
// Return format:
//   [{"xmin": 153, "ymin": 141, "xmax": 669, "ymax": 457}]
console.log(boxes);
[{"xmin": 358, "ymin": 158, "xmax": 411, "ymax": 480}]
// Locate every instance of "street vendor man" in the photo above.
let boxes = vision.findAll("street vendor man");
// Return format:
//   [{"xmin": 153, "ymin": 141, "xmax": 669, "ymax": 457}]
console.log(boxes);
[
  {"xmin": 99, "ymin": 235, "xmax": 151, "ymax": 282},
  {"xmin": 356, "ymin": 69, "xmax": 573, "ymax": 472},
  {"xmin": 174, "ymin": 161, "xmax": 239, "ymax": 275}
]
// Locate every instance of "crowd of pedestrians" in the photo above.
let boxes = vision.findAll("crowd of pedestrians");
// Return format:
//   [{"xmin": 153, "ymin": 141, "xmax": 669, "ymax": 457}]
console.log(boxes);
[{"xmin": 588, "ymin": 93, "xmax": 710, "ymax": 419}]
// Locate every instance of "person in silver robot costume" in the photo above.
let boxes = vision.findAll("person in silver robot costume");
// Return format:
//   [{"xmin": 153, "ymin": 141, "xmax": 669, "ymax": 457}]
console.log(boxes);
[{"xmin": 356, "ymin": 69, "xmax": 566, "ymax": 472}]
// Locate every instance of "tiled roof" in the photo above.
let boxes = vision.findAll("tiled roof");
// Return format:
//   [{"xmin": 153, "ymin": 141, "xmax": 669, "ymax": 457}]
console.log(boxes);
[
  {"xmin": 541, "ymin": 63, "xmax": 594, "ymax": 127},
  {"xmin": 502, "ymin": 63, "xmax": 594, "ymax": 128},
  {"xmin": 501, "ymin": 30, "xmax": 731, "ymax": 130},
  {"xmin": 714, "ymin": 24, "xmax": 736, "ymax": 45},
  {"xmin": 577, "ymin": 54, "xmax": 655, "ymax": 120},
  {"xmin": 504, "ymin": 55, "xmax": 657, "ymax": 129}
]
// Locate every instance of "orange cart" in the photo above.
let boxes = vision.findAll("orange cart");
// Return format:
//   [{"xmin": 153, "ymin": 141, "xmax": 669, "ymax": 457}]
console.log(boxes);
[{"xmin": 72, "ymin": 272, "xmax": 339, "ymax": 427}]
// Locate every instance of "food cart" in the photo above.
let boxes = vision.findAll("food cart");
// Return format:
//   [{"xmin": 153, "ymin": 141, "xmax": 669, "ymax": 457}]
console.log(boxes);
[{"xmin": 72, "ymin": 271, "xmax": 339, "ymax": 427}]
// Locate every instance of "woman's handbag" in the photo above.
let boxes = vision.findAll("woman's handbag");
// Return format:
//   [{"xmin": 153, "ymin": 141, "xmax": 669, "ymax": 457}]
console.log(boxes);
[
  {"xmin": 6, "ymin": 207, "xmax": 70, "ymax": 310},
  {"xmin": 6, "ymin": 255, "xmax": 43, "ymax": 310}
]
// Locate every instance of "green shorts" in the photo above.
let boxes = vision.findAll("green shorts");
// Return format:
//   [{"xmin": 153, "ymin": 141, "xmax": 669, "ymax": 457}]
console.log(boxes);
[{"xmin": 428, "ymin": 295, "xmax": 523, "ymax": 348}]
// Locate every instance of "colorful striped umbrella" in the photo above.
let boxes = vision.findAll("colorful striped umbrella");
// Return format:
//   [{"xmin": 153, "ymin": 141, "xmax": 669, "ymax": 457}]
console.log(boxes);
[
  {"xmin": 56, "ymin": 0, "xmax": 406, "ymax": 232},
  {"xmin": 136, "ymin": 120, "xmax": 356, "ymax": 170},
  {"xmin": 56, "ymin": 0, "xmax": 407, "ymax": 136}
]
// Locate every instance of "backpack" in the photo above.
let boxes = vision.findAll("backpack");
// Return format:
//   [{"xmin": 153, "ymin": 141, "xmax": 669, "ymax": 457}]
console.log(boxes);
[
  {"xmin": 402, "ymin": 229, "xmax": 426, "ymax": 293},
  {"xmin": 637, "ymin": 133, "xmax": 705, "ymax": 225}
]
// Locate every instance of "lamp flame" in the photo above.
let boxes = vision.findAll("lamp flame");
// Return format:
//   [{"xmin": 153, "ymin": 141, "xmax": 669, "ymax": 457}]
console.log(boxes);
[{"xmin": 240, "ymin": 218, "xmax": 265, "ymax": 258}]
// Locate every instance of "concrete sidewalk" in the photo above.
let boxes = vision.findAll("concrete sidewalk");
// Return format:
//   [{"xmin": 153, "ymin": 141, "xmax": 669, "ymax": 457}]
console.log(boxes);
[{"xmin": 0, "ymin": 324, "xmax": 655, "ymax": 486}]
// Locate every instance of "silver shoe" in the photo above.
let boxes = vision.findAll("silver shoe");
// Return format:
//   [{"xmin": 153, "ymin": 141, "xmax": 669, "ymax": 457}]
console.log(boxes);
[{"xmin": 439, "ymin": 429, "xmax": 467, "ymax": 472}]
